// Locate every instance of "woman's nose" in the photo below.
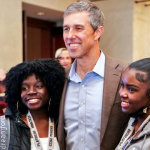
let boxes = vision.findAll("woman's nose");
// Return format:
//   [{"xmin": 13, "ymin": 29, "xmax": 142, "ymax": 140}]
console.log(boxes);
[
  {"xmin": 27, "ymin": 87, "xmax": 37, "ymax": 95},
  {"xmin": 119, "ymin": 89, "xmax": 128, "ymax": 98}
]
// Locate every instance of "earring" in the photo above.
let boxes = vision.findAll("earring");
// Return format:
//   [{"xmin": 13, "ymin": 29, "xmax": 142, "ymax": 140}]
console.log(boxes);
[
  {"xmin": 143, "ymin": 107, "xmax": 148, "ymax": 113},
  {"xmin": 48, "ymin": 99, "xmax": 51, "ymax": 112},
  {"xmin": 17, "ymin": 101, "xmax": 26, "ymax": 116},
  {"xmin": 17, "ymin": 101, "xmax": 22, "ymax": 115},
  {"xmin": 17, "ymin": 101, "xmax": 19, "ymax": 112}
]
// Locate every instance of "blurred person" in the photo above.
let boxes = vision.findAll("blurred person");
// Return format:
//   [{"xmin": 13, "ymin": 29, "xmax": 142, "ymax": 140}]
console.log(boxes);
[
  {"xmin": 2, "ymin": 59, "xmax": 65, "ymax": 149},
  {"xmin": 57, "ymin": 1, "xmax": 129, "ymax": 150},
  {"xmin": 116, "ymin": 58, "xmax": 150, "ymax": 150},
  {"xmin": 0, "ymin": 68, "xmax": 7, "ymax": 116},
  {"xmin": 0, "ymin": 68, "xmax": 6, "ymax": 95},
  {"xmin": 55, "ymin": 48, "xmax": 72, "ymax": 68}
]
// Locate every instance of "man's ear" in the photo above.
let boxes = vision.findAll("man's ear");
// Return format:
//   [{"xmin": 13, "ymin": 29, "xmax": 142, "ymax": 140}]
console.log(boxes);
[{"xmin": 94, "ymin": 26, "xmax": 104, "ymax": 40}]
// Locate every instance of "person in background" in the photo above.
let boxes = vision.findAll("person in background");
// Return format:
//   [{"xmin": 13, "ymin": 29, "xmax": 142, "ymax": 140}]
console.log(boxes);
[
  {"xmin": 116, "ymin": 58, "xmax": 150, "ymax": 150},
  {"xmin": 0, "ymin": 69, "xmax": 6, "ymax": 96},
  {"xmin": 0, "ymin": 68, "xmax": 7, "ymax": 116},
  {"xmin": 55, "ymin": 47, "xmax": 72, "ymax": 68},
  {"xmin": 3, "ymin": 59, "xmax": 65, "ymax": 149},
  {"xmin": 57, "ymin": 1, "xmax": 129, "ymax": 150}
]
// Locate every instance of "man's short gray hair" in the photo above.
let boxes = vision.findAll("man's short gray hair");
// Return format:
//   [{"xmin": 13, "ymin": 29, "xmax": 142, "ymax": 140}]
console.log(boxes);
[{"xmin": 63, "ymin": 0, "xmax": 105, "ymax": 31}]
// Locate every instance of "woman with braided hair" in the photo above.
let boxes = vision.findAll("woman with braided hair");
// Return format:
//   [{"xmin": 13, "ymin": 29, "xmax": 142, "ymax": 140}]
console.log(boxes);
[
  {"xmin": 116, "ymin": 58, "xmax": 150, "ymax": 150},
  {"xmin": 3, "ymin": 59, "xmax": 65, "ymax": 150}
]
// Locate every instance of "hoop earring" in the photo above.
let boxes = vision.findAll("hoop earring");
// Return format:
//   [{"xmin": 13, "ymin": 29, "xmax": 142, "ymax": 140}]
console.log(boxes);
[
  {"xmin": 17, "ymin": 101, "xmax": 26, "ymax": 116},
  {"xmin": 17, "ymin": 101, "xmax": 19, "ymax": 112},
  {"xmin": 48, "ymin": 99, "xmax": 51, "ymax": 112}
]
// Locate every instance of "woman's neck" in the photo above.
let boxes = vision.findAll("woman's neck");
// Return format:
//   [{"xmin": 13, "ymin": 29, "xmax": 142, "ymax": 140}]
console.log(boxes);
[
  {"xmin": 21, "ymin": 109, "xmax": 50, "ymax": 138},
  {"xmin": 29, "ymin": 109, "xmax": 49, "ymax": 120},
  {"xmin": 133, "ymin": 110, "xmax": 150, "ymax": 137},
  {"xmin": 137, "ymin": 109, "xmax": 150, "ymax": 124}
]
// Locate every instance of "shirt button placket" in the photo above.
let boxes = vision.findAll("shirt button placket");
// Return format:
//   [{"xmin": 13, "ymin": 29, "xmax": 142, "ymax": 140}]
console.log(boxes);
[{"xmin": 78, "ymin": 83, "xmax": 86, "ymax": 150}]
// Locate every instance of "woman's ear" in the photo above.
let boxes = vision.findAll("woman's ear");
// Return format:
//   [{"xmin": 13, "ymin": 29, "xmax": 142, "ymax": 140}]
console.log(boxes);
[{"xmin": 94, "ymin": 26, "xmax": 104, "ymax": 41}]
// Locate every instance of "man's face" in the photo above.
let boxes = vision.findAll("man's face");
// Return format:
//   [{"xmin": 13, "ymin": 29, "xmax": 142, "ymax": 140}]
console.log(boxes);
[
  {"xmin": 63, "ymin": 11, "xmax": 97, "ymax": 59},
  {"xmin": 57, "ymin": 50, "xmax": 72, "ymax": 68}
]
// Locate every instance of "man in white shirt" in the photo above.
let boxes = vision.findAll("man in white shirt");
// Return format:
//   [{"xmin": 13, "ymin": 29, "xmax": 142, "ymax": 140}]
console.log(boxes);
[{"xmin": 57, "ymin": 1, "xmax": 129, "ymax": 150}]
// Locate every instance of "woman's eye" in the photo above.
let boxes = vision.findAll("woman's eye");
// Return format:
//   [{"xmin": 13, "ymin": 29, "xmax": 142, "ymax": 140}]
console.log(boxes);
[
  {"xmin": 22, "ymin": 87, "xmax": 28, "ymax": 91},
  {"xmin": 36, "ymin": 85, "xmax": 43, "ymax": 89},
  {"xmin": 120, "ymin": 82, "xmax": 124, "ymax": 88},
  {"xmin": 129, "ymin": 88, "xmax": 135, "ymax": 93}
]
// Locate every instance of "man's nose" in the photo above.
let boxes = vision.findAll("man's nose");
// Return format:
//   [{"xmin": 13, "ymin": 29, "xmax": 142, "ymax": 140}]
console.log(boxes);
[{"xmin": 67, "ymin": 29, "xmax": 75, "ymax": 39}]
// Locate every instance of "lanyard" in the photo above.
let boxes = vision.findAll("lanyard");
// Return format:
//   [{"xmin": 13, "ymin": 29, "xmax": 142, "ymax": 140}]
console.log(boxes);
[
  {"xmin": 26, "ymin": 111, "xmax": 54, "ymax": 150},
  {"xmin": 116, "ymin": 118, "xmax": 135, "ymax": 150},
  {"xmin": 116, "ymin": 115, "xmax": 150, "ymax": 150}
]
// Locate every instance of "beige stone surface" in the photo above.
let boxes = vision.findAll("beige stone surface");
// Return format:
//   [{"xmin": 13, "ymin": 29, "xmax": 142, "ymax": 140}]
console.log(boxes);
[
  {"xmin": 0, "ymin": 0, "xmax": 22, "ymax": 72},
  {"xmin": 96, "ymin": 0, "xmax": 133, "ymax": 63},
  {"xmin": 0, "ymin": 0, "xmax": 76, "ymax": 71},
  {"xmin": 133, "ymin": 2, "xmax": 150, "ymax": 61},
  {"xmin": 22, "ymin": 0, "xmax": 76, "ymax": 11}
]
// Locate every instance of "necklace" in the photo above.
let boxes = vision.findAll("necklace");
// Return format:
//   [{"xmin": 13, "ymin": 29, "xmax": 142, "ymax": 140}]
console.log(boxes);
[{"xmin": 26, "ymin": 111, "xmax": 54, "ymax": 150}]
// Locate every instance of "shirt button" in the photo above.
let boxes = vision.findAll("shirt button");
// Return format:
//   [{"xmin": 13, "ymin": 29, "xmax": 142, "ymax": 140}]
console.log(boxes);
[
  {"xmin": 80, "ymin": 138, "xmax": 84, "ymax": 142},
  {"xmin": 82, "ymin": 85, "xmax": 84, "ymax": 88},
  {"xmin": 80, "ymin": 103, "xmax": 84, "ymax": 106},
  {"xmin": 80, "ymin": 120, "xmax": 84, "ymax": 124}
]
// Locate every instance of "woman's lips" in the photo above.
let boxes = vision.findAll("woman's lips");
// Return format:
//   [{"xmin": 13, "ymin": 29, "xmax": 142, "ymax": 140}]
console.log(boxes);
[
  {"xmin": 121, "ymin": 101, "xmax": 129, "ymax": 108},
  {"xmin": 28, "ymin": 99, "xmax": 40, "ymax": 104}
]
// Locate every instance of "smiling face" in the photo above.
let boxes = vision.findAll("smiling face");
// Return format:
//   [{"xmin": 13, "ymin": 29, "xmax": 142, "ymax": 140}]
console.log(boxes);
[
  {"xmin": 58, "ymin": 50, "xmax": 72, "ymax": 68},
  {"xmin": 63, "ymin": 11, "xmax": 101, "ymax": 59},
  {"xmin": 21, "ymin": 74, "xmax": 49, "ymax": 111},
  {"xmin": 119, "ymin": 68, "xmax": 149, "ymax": 115}
]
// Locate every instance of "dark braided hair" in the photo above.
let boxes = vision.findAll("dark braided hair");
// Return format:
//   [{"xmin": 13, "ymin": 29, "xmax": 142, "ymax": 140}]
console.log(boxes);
[
  {"xmin": 4, "ymin": 58, "xmax": 65, "ymax": 122},
  {"xmin": 128, "ymin": 58, "xmax": 150, "ymax": 99}
]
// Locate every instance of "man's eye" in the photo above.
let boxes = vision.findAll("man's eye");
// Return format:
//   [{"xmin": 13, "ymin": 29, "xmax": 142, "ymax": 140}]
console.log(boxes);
[
  {"xmin": 76, "ymin": 27, "xmax": 83, "ymax": 31},
  {"xmin": 63, "ymin": 27, "xmax": 69, "ymax": 31}
]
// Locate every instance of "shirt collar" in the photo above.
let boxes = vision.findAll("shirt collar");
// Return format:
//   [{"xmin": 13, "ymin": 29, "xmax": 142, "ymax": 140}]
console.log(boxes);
[
  {"xmin": 93, "ymin": 51, "xmax": 105, "ymax": 78},
  {"xmin": 69, "ymin": 50, "xmax": 105, "ymax": 80},
  {"xmin": 69, "ymin": 59, "xmax": 78, "ymax": 81}
]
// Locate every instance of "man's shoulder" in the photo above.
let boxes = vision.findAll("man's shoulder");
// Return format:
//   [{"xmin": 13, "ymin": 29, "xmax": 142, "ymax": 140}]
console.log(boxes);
[
  {"xmin": 105, "ymin": 54, "xmax": 128, "ymax": 71},
  {"xmin": 65, "ymin": 65, "xmax": 71, "ymax": 77}
]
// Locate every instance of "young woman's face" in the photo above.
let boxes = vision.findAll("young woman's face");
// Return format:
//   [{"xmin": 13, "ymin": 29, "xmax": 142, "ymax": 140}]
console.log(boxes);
[
  {"xmin": 21, "ymin": 74, "xmax": 50, "ymax": 111},
  {"xmin": 119, "ymin": 68, "xmax": 149, "ymax": 115}
]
